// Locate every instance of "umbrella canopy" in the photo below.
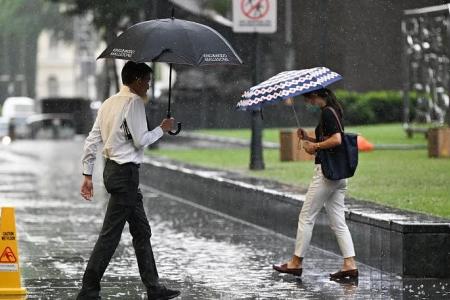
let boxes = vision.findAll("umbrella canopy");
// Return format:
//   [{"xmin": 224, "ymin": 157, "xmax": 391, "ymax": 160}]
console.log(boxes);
[
  {"xmin": 98, "ymin": 17, "xmax": 243, "ymax": 135},
  {"xmin": 98, "ymin": 18, "xmax": 243, "ymax": 65},
  {"xmin": 236, "ymin": 67, "xmax": 342, "ymax": 111}
]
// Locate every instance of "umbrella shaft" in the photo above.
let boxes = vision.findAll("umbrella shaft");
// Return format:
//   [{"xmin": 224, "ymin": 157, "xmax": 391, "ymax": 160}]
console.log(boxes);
[
  {"xmin": 167, "ymin": 63, "xmax": 173, "ymax": 118},
  {"xmin": 291, "ymin": 104, "xmax": 301, "ymax": 128}
]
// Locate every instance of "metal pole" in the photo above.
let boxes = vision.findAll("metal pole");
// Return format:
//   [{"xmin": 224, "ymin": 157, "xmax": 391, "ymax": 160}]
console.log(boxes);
[
  {"xmin": 319, "ymin": 0, "xmax": 328, "ymax": 65},
  {"xmin": 112, "ymin": 59, "xmax": 120, "ymax": 93},
  {"xmin": 249, "ymin": 33, "xmax": 265, "ymax": 170},
  {"xmin": 446, "ymin": 9, "xmax": 450, "ymax": 126},
  {"xmin": 401, "ymin": 19, "xmax": 411, "ymax": 132},
  {"xmin": 284, "ymin": 0, "xmax": 299, "ymax": 128},
  {"xmin": 150, "ymin": 0, "xmax": 157, "ymax": 104},
  {"xmin": 285, "ymin": 0, "xmax": 295, "ymax": 70},
  {"xmin": 147, "ymin": 0, "xmax": 160, "ymax": 149},
  {"xmin": 167, "ymin": 63, "xmax": 173, "ymax": 118}
]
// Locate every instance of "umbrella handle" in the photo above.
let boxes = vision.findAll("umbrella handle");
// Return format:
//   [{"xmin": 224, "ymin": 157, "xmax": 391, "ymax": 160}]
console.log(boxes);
[{"xmin": 168, "ymin": 122, "xmax": 182, "ymax": 135}]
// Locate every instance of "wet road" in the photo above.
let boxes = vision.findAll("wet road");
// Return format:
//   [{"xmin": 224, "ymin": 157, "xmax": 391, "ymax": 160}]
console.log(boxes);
[{"xmin": 0, "ymin": 140, "xmax": 449, "ymax": 299}]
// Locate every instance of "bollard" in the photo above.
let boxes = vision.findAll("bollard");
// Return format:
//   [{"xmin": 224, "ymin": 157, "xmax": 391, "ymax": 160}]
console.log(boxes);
[{"xmin": 0, "ymin": 207, "xmax": 27, "ymax": 299}]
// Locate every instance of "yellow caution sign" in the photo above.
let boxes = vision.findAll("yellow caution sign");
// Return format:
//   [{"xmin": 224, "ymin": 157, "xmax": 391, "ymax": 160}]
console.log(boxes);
[{"xmin": 0, "ymin": 207, "xmax": 27, "ymax": 298}]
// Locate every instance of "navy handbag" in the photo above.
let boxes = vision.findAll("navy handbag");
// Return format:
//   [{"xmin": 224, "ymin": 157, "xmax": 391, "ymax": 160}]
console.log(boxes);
[{"xmin": 317, "ymin": 107, "xmax": 358, "ymax": 180}]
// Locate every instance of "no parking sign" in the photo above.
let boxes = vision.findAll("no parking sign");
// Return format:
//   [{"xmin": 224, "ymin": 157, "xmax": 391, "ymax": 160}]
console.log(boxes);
[{"xmin": 232, "ymin": 0, "xmax": 277, "ymax": 33}]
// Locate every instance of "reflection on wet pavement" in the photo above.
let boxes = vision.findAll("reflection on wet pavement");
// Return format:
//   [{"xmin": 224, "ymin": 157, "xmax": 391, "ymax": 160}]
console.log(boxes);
[{"xmin": 0, "ymin": 140, "xmax": 449, "ymax": 299}]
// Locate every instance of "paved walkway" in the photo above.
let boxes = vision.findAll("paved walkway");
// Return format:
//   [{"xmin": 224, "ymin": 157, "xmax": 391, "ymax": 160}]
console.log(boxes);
[{"xmin": 0, "ymin": 140, "xmax": 448, "ymax": 299}]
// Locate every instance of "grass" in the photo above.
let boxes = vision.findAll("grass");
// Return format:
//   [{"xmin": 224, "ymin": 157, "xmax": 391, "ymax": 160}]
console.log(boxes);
[
  {"xmin": 196, "ymin": 123, "xmax": 427, "ymax": 145},
  {"xmin": 148, "ymin": 123, "xmax": 450, "ymax": 219}
]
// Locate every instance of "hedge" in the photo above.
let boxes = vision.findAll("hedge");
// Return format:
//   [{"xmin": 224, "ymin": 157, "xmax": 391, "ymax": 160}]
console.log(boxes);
[{"xmin": 334, "ymin": 90, "xmax": 418, "ymax": 125}]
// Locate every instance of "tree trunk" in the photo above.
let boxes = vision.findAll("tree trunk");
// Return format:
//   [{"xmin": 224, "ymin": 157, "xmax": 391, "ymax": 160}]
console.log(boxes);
[
  {"xmin": 25, "ymin": 31, "xmax": 39, "ymax": 99},
  {"xmin": 102, "ymin": 60, "xmax": 111, "ymax": 101},
  {"xmin": 112, "ymin": 59, "xmax": 119, "ymax": 92}
]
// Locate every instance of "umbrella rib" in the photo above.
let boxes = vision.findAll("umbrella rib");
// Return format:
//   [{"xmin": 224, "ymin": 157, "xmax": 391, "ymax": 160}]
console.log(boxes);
[
  {"xmin": 138, "ymin": 21, "xmax": 166, "ymax": 62},
  {"xmin": 149, "ymin": 19, "xmax": 198, "ymax": 65},
  {"xmin": 180, "ymin": 21, "xmax": 202, "ymax": 65},
  {"xmin": 199, "ymin": 24, "xmax": 243, "ymax": 64}
]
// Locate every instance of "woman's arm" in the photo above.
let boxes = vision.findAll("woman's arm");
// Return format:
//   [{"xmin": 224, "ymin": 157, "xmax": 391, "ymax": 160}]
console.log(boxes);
[
  {"xmin": 314, "ymin": 132, "xmax": 342, "ymax": 150},
  {"xmin": 306, "ymin": 136, "xmax": 317, "ymax": 143},
  {"xmin": 303, "ymin": 132, "xmax": 341, "ymax": 154},
  {"xmin": 297, "ymin": 128, "xmax": 317, "ymax": 142}
]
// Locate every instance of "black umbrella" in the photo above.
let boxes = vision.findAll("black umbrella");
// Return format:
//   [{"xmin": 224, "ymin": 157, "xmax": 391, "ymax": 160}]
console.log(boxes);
[{"xmin": 98, "ymin": 15, "xmax": 243, "ymax": 135}]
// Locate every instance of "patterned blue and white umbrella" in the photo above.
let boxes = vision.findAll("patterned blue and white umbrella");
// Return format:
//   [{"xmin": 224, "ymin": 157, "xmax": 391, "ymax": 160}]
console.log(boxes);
[{"xmin": 236, "ymin": 67, "xmax": 342, "ymax": 111}]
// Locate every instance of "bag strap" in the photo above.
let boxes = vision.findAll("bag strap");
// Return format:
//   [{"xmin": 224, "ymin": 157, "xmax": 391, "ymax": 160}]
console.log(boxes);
[{"xmin": 323, "ymin": 106, "xmax": 344, "ymax": 133}]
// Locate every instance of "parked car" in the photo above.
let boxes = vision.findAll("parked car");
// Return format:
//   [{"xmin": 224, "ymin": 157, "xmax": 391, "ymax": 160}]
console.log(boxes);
[
  {"xmin": 38, "ymin": 97, "xmax": 94, "ymax": 135},
  {"xmin": 27, "ymin": 113, "xmax": 75, "ymax": 139},
  {"xmin": 0, "ymin": 117, "xmax": 10, "ymax": 144},
  {"xmin": 2, "ymin": 96, "xmax": 36, "ymax": 138}
]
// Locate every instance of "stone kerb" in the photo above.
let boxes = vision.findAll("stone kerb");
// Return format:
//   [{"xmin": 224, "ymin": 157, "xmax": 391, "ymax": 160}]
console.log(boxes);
[{"xmin": 141, "ymin": 156, "xmax": 450, "ymax": 278}]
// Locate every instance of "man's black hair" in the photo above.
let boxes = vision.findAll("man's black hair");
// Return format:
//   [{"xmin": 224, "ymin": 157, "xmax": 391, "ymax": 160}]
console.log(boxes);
[{"xmin": 121, "ymin": 61, "xmax": 153, "ymax": 85}]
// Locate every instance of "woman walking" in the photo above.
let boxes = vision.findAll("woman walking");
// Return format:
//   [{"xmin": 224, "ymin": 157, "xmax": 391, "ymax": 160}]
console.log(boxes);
[{"xmin": 273, "ymin": 88, "xmax": 358, "ymax": 280}]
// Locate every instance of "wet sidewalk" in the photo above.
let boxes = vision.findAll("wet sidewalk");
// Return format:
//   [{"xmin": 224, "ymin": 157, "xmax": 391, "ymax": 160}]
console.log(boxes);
[{"xmin": 0, "ymin": 140, "xmax": 448, "ymax": 299}]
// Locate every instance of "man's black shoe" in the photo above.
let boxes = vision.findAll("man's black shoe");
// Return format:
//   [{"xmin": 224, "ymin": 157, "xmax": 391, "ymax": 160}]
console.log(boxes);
[
  {"xmin": 147, "ymin": 286, "xmax": 180, "ymax": 300},
  {"xmin": 76, "ymin": 288, "xmax": 101, "ymax": 300}
]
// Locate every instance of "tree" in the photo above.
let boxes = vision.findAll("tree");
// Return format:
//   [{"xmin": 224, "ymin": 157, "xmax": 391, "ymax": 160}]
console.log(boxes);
[
  {"xmin": 53, "ymin": 0, "xmax": 151, "ymax": 37},
  {"xmin": 204, "ymin": 0, "xmax": 231, "ymax": 17},
  {"xmin": 50, "ymin": 0, "xmax": 159, "ymax": 99},
  {"xmin": 0, "ymin": 0, "xmax": 71, "ymax": 101}
]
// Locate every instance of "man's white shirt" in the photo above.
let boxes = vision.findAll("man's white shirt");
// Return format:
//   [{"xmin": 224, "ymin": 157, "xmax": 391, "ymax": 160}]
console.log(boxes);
[{"xmin": 82, "ymin": 86, "xmax": 163, "ymax": 175}]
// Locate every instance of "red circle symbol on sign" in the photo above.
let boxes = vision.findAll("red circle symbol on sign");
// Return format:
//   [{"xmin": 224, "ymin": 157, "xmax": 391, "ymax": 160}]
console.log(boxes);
[{"xmin": 241, "ymin": 0, "xmax": 270, "ymax": 20}]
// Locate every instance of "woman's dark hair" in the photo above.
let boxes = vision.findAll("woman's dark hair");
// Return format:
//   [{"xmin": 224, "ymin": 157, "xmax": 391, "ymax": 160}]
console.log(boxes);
[
  {"xmin": 303, "ymin": 88, "xmax": 344, "ymax": 118},
  {"xmin": 121, "ymin": 61, "xmax": 153, "ymax": 85}
]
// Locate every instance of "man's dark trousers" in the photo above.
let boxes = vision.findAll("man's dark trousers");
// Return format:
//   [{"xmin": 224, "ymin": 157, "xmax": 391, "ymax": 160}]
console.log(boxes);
[{"xmin": 77, "ymin": 159, "xmax": 160, "ymax": 299}]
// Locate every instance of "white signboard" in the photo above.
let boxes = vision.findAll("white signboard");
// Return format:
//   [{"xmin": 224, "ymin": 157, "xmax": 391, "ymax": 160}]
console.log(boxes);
[{"xmin": 232, "ymin": 0, "xmax": 277, "ymax": 33}]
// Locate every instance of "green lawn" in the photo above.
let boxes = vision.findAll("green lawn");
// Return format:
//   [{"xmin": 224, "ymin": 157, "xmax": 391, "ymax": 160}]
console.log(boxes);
[
  {"xmin": 196, "ymin": 123, "xmax": 427, "ymax": 145},
  {"xmin": 148, "ymin": 124, "xmax": 450, "ymax": 219}
]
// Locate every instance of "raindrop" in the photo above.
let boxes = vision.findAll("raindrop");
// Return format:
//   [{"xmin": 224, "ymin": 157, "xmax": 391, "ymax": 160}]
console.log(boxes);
[{"xmin": 407, "ymin": 36, "xmax": 414, "ymax": 45}]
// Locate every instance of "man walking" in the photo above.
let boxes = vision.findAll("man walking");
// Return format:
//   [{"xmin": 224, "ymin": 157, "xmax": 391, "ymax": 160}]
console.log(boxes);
[{"xmin": 77, "ymin": 61, "xmax": 180, "ymax": 300}]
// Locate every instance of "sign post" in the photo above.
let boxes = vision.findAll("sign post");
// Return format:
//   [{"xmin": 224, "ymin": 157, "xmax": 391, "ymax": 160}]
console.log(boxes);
[{"xmin": 233, "ymin": 0, "xmax": 277, "ymax": 170}]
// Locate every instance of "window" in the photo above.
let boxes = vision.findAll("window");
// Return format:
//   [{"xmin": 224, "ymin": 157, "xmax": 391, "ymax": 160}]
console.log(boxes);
[{"xmin": 47, "ymin": 76, "xmax": 59, "ymax": 97}]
